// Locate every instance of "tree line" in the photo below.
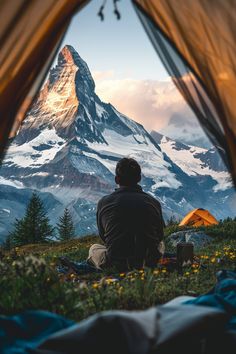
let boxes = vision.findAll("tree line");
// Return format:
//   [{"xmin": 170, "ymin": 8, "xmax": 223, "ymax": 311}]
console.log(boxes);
[{"xmin": 5, "ymin": 193, "xmax": 76, "ymax": 249}]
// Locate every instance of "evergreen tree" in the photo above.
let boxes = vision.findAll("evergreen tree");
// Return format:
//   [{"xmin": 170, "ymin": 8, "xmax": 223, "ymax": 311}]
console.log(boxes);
[
  {"xmin": 10, "ymin": 193, "xmax": 54, "ymax": 246},
  {"xmin": 3, "ymin": 233, "xmax": 13, "ymax": 251},
  {"xmin": 57, "ymin": 208, "xmax": 75, "ymax": 241},
  {"xmin": 166, "ymin": 215, "xmax": 178, "ymax": 226}
]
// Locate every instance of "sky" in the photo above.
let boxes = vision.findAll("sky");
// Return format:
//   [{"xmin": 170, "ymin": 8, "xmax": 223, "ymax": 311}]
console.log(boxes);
[
  {"xmin": 57, "ymin": 0, "xmax": 205, "ymax": 144},
  {"xmin": 60, "ymin": 0, "xmax": 169, "ymax": 81}
]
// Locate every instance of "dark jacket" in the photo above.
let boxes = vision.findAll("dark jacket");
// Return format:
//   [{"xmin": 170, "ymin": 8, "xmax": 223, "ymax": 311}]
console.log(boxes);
[{"xmin": 97, "ymin": 185, "xmax": 164, "ymax": 269}]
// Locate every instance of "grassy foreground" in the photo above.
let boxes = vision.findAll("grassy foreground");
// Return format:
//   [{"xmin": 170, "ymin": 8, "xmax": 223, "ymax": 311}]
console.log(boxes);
[{"xmin": 0, "ymin": 222, "xmax": 235, "ymax": 322}]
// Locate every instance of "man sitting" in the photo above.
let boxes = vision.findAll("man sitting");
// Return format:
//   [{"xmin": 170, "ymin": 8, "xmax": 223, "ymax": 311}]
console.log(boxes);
[{"xmin": 88, "ymin": 157, "xmax": 165, "ymax": 270}]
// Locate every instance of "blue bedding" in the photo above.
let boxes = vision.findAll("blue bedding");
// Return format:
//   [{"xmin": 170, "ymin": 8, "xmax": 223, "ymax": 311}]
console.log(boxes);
[
  {"xmin": 185, "ymin": 270, "xmax": 236, "ymax": 330},
  {"xmin": 0, "ymin": 311, "xmax": 74, "ymax": 354}
]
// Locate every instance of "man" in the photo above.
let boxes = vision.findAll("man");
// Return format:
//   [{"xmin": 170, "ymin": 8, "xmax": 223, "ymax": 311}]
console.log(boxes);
[{"xmin": 88, "ymin": 157, "xmax": 165, "ymax": 270}]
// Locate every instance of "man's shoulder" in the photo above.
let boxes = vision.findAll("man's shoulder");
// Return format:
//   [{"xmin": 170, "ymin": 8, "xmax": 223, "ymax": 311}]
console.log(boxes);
[
  {"xmin": 141, "ymin": 191, "xmax": 162, "ymax": 207},
  {"xmin": 97, "ymin": 192, "xmax": 115, "ymax": 208},
  {"xmin": 98, "ymin": 188, "xmax": 162, "ymax": 209}
]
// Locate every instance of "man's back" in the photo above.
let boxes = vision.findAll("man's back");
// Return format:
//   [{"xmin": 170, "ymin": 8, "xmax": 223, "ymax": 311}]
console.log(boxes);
[{"xmin": 97, "ymin": 185, "xmax": 164, "ymax": 268}]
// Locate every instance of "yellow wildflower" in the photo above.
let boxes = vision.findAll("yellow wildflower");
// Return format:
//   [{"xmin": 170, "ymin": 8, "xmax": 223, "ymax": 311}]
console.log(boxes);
[
  {"xmin": 192, "ymin": 263, "xmax": 199, "ymax": 268},
  {"xmin": 184, "ymin": 272, "xmax": 190, "ymax": 276},
  {"xmin": 118, "ymin": 286, "xmax": 123, "ymax": 294},
  {"xmin": 92, "ymin": 283, "xmax": 99, "ymax": 289}
]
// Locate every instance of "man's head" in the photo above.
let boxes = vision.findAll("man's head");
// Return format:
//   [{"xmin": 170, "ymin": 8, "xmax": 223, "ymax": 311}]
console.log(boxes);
[{"xmin": 115, "ymin": 158, "xmax": 141, "ymax": 186}]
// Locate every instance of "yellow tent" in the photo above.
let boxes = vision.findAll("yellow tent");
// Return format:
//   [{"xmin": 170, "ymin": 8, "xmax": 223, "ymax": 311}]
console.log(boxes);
[{"xmin": 179, "ymin": 208, "xmax": 218, "ymax": 227}]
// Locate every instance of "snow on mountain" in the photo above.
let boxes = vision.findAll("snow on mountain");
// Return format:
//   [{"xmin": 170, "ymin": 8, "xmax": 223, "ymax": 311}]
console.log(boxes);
[
  {"xmin": 159, "ymin": 112, "xmax": 212, "ymax": 149},
  {"xmin": 5, "ymin": 128, "xmax": 66, "ymax": 168},
  {"xmin": 84, "ymin": 128, "xmax": 181, "ymax": 191},
  {"xmin": 155, "ymin": 134, "xmax": 232, "ymax": 192},
  {"xmin": 0, "ymin": 45, "xmax": 235, "ymax": 240}
]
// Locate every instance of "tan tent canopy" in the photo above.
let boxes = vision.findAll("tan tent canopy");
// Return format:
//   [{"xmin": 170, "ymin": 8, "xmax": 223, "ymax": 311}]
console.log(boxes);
[{"xmin": 179, "ymin": 208, "xmax": 218, "ymax": 227}]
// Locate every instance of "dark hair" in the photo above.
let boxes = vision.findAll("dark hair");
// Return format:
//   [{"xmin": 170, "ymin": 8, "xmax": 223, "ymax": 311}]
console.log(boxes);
[{"xmin": 115, "ymin": 158, "xmax": 141, "ymax": 186}]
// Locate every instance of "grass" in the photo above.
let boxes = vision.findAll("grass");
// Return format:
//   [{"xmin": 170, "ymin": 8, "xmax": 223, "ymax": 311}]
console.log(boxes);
[{"xmin": 0, "ymin": 222, "xmax": 235, "ymax": 322}]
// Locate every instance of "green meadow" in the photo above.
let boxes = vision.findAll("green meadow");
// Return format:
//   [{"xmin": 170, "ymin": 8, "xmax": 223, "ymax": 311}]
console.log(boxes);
[{"xmin": 0, "ymin": 220, "xmax": 235, "ymax": 322}]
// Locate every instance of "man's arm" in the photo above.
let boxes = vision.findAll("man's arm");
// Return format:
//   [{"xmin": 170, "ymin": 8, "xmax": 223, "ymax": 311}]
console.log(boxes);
[
  {"xmin": 96, "ymin": 200, "xmax": 106, "ymax": 243},
  {"xmin": 160, "ymin": 206, "xmax": 165, "ymax": 237},
  {"xmin": 153, "ymin": 200, "xmax": 164, "ymax": 242}
]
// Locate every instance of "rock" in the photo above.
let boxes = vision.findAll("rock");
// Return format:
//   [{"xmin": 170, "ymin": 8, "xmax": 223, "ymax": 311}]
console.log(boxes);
[{"xmin": 167, "ymin": 229, "xmax": 212, "ymax": 249}]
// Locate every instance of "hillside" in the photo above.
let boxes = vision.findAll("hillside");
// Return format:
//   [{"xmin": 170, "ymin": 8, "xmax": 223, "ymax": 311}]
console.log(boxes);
[{"xmin": 0, "ymin": 221, "xmax": 235, "ymax": 320}]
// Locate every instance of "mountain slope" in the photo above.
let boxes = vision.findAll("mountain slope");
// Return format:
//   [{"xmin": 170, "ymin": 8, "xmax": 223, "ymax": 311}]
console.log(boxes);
[
  {"xmin": 151, "ymin": 131, "xmax": 231, "ymax": 192},
  {"xmin": 0, "ymin": 45, "xmax": 235, "ymax": 240}
]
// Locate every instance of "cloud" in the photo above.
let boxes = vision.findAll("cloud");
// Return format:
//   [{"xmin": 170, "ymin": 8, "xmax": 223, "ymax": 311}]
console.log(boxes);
[
  {"xmin": 93, "ymin": 77, "xmax": 195, "ymax": 132},
  {"xmin": 92, "ymin": 70, "xmax": 115, "ymax": 81}
]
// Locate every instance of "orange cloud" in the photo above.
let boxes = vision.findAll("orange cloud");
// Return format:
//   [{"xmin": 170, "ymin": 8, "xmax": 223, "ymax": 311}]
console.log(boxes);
[{"xmin": 93, "ymin": 77, "xmax": 194, "ymax": 132}]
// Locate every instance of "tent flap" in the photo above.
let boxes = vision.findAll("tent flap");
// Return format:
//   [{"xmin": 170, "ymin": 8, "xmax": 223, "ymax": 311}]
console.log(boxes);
[
  {"xmin": 0, "ymin": 0, "xmax": 89, "ymax": 161},
  {"xmin": 133, "ymin": 0, "xmax": 236, "ymax": 186}
]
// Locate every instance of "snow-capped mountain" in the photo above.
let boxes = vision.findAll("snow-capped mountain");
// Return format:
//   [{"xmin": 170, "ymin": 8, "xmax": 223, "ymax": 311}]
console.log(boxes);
[
  {"xmin": 151, "ymin": 131, "xmax": 231, "ymax": 192},
  {"xmin": 0, "ymin": 45, "xmax": 235, "ymax": 240},
  {"xmin": 159, "ymin": 112, "xmax": 212, "ymax": 149}
]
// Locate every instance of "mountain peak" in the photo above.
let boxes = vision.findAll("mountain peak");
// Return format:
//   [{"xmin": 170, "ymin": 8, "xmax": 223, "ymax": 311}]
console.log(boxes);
[
  {"xmin": 57, "ymin": 45, "xmax": 95, "ymax": 92},
  {"xmin": 58, "ymin": 45, "xmax": 79, "ymax": 65}
]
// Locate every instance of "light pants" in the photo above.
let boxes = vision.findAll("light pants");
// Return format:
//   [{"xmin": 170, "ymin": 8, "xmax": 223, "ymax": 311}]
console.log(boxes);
[
  {"xmin": 87, "ymin": 241, "xmax": 165, "ymax": 269},
  {"xmin": 87, "ymin": 244, "xmax": 107, "ymax": 269}
]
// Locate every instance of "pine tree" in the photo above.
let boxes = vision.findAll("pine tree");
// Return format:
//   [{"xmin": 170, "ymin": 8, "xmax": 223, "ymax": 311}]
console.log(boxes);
[
  {"xmin": 3, "ymin": 233, "xmax": 14, "ymax": 250},
  {"xmin": 57, "ymin": 208, "xmax": 75, "ymax": 241},
  {"xmin": 166, "ymin": 215, "xmax": 178, "ymax": 226},
  {"xmin": 10, "ymin": 193, "xmax": 54, "ymax": 246}
]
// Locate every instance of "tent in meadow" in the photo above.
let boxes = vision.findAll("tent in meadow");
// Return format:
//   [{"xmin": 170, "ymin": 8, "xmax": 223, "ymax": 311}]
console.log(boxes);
[{"xmin": 179, "ymin": 208, "xmax": 218, "ymax": 227}]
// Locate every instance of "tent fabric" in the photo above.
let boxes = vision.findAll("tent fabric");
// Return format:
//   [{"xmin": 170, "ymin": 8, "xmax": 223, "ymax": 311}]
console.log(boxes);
[
  {"xmin": 0, "ymin": 310, "xmax": 75, "ymax": 354},
  {"xmin": 179, "ymin": 208, "xmax": 218, "ymax": 227},
  {"xmin": 133, "ymin": 0, "xmax": 236, "ymax": 187},
  {"xmin": 0, "ymin": 306, "xmax": 227, "ymax": 354},
  {"xmin": 33, "ymin": 306, "xmax": 227, "ymax": 354},
  {"xmin": 0, "ymin": 0, "xmax": 89, "ymax": 162}
]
